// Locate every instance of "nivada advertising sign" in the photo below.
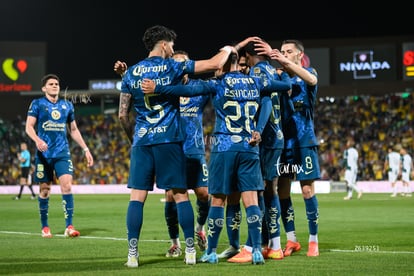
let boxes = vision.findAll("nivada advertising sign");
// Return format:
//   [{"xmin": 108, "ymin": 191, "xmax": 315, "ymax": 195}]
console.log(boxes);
[{"xmin": 333, "ymin": 44, "xmax": 396, "ymax": 84}]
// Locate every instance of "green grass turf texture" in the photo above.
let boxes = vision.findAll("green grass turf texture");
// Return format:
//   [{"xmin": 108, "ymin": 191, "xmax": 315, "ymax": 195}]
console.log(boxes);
[{"xmin": 0, "ymin": 193, "xmax": 413, "ymax": 275}]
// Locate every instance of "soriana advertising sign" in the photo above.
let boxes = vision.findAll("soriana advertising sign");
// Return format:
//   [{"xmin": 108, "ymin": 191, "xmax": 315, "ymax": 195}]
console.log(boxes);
[{"xmin": 0, "ymin": 42, "xmax": 46, "ymax": 92}]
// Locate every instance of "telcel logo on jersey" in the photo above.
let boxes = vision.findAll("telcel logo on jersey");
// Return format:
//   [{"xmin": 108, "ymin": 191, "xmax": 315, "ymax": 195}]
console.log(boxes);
[{"xmin": 0, "ymin": 58, "xmax": 32, "ymax": 92}]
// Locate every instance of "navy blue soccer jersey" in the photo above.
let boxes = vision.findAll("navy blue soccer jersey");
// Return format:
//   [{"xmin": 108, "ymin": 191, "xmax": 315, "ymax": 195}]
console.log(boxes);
[
  {"xmin": 249, "ymin": 61, "xmax": 290, "ymax": 150},
  {"xmin": 283, "ymin": 67, "xmax": 319, "ymax": 149},
  {"xmin": 154, "ymin": 70, "xmax": 291, "ymax": 153},
  {"xmin": 180, "ymin": 79, "xmax": 210, "ymax": 155},
  {"xmin": 121, "ymin": 56, "xmax": 196, "ymax": 146},
  {"xmin": 27, "ymin": 97, "xmax": 74, "ymax": 158}
]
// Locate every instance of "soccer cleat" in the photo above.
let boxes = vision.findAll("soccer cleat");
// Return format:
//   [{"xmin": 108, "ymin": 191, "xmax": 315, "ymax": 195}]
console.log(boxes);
[
  {"xmin": 64, "ymin": 225, "xmax": 80, "ymax": 238},
  {"xmin": 343, "ymin": 196, "xmax": 351, "ymax": 200},
  {"xmin": 165, "ymin": 244, "xmax": 182, "ymax": 258},
  {"xmin": 227, "ymin": 247, "xmax": 252, "ymax": 263},
  {"xmin": 41, "ymin": 226, "xmax": 53, "ymax": 238},
  {"xmin": 184, "ymin": 247, "xmax": 196, "ymax": 265},
  {"xmin": 252, "ymin": 250, "xmax": 265, "ymax": 265},
  {"xmin": 217, "ymin": 246, "xmax": 240, "ymax": 259},
  {"xmin": 124, "ymin": 256, "xmax": 138, "ymax": 268},
  {"xmin": 31, "ymin": 195, "xmax": 37, "ymax": 200},
  {"xmin": 390, "ymin": 193, "xmax": 397, "ymax": 197},
  {"xmin": 283, "ymin": 240, "xmax": 301, "ymax": 257},
  {"xmin": 14, "ymin": 196, "xmax": 20, "ymax": 200},
  {"xmin": 357, "ymin": 192, "xmax": 363, "ymax": 199},
  {"xmin": 307, "ymin": 241, "xmax": 319, "ymax": 257},
  {"xmin": 198, "ymin": 251, "xmax": 218, "ymax": 264},
  {"xmin": 261, "ymin": 246, "xmax": 269, "ymax": 258},
  {"xmin": 265, "ymin": 248, "xmax": 284, "ymax": 260},
  {"xmin": 195, "ymin": 230, "xmax": 207, "ymax": 251},
  {"xmin": 406, "ymin": 193, "xmax": 412, "ymax": 197}
]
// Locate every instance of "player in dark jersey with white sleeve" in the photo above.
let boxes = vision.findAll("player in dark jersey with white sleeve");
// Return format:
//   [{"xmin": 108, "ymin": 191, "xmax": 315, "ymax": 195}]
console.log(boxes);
[
  {"xmin": 255, "ymin": 39, "xmax": 321, "ymax": 257},
  {"xmin": 115, "ymin": 25, "xmax": 232, "ymax": 268},
  {"xmin": 25, "ymin": 73, "xmax": 94, "ymax": 239},
  {"xmin": 142, "ymin": 50, "xmax": 292, "ymax": 265}
]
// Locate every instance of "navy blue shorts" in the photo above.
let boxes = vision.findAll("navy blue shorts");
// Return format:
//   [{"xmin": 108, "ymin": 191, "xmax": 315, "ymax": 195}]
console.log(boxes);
[
  {"xmin": 128, "ymin": 143, "xmax": 186, "ymax": 191},
  {"xmin": 34, "ymin": 153, "xmax": 73, "ymax": 182},
  {"xmin": 208, "ymin": 151, "xmax": 263, "ymax": 195},
  {"xmin": 260, "ymin": 147, "xmax": 283, "ymax": 181},
  {"xmin": 280, "ymin": 146, "xmax": 321, "ymax": 181},
  {"xmin": 185, "ymin": 154, "xmax": 208, "ymax": 189}
]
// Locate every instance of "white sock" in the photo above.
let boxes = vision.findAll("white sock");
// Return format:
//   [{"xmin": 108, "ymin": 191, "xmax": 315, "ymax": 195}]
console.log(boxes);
[
  {"xmin": 172, "ymin": 238, "xmax": 180, "ymax": 247},
  {"xmin": 309, "ymin": 235, "xmax": 318, "ymax": 243},
  {"xmin": 286, "ymin": 231, "xmax": 297, "ymax": 242},
  {"xmin": 270, "ymin": 237, "xmax": 281, "ymax": 250}
]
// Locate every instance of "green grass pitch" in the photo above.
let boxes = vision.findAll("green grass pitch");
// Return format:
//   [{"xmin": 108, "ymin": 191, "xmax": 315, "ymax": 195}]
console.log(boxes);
[{"xmin": 1, "ymin": 193, "xmax": 413, "ymax": 275}]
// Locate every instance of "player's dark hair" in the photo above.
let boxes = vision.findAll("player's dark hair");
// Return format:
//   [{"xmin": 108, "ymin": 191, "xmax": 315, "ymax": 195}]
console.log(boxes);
[
  {"xmin": 245, "ymin": 40, "xmax": 270, "ymax": 61},
  {"xmin": 282, "ymin": 39, "xmax": 305, "ymax": 52},
  {"xmin": 173, "ymin": 50, "xmax": 190, "ymax": 60},
  {"xmin": 142, "ymin": 25, "xmax": 177, "ymax": 52},
  {"xmin": 41, "ymin": 74, "xmax": 59, "ymax": 87}
]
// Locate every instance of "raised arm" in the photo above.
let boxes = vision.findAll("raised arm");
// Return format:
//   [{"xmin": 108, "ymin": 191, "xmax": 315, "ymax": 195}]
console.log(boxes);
[
  {"xmin": 255, "ymin": 40, "xmax": 317, "ymax": 86},
  {"xmin": 141, "ymin": 79, "xmax": 213, "ymax": 97},
  {"xmin": 193, "ymin": 46, "xmax": 236, "ymax": 74},
  {"xmin": 114, "ymin": 60, "xmax": 128, "ymax": 77},
  {"xmin": 269, "ymin": 49, "xmax": 317, "ymax": 86}
]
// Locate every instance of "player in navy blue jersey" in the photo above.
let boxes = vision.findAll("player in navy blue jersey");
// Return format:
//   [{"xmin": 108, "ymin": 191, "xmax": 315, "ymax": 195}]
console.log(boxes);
[
  {"xmin": 221, "ymin": 40, "xmax": 291, "ymax": 263},
  {"xmin": 141, "ymin": 49, "xmax": 291, "ymax": 265},
  {"xmin": 163, "ymin": 51, "xmax": 210, "ymax": 258},
  {"xmin": 25, "ymin": 73, "xmax": 94, "ymax": 239},
  {"xmin": 216, "ymin": 54, "xmax": 249, "ymax": 260},
  {"xmin": 114, "ymin": 50, "xmax": 210, "ymax": 258},
  {"xmin": 114, "ymin": 25, "xmax": 233, "ymax": 268},
  {"xmin": 255, "ymin": 39, "xmax": 321, "ymax": 257}
]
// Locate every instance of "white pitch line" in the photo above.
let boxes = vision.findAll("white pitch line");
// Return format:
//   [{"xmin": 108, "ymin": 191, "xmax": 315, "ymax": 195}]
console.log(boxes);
[
  {"xmin": 2, "ymin": 231, "xmax": 414, "ymax": 255},
  {"xmin": 0, "ymin": 230, "xmax": 169, "ymax": 242},
  {"xmin": 329, "ymin": 249, "xmax": 414, "ymax": 254}
]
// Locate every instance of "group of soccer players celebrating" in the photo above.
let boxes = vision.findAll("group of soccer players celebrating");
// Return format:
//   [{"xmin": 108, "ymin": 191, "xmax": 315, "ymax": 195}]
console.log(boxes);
[{"xmin": 114, "ymin": 25, "xmax": 320, "ymax": 268}]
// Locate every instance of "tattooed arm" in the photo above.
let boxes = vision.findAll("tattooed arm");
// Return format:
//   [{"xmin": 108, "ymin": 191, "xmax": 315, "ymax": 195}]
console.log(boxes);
[{"xmin": 118, "ymin": 93, "xmax": 134, "ymax": 144}]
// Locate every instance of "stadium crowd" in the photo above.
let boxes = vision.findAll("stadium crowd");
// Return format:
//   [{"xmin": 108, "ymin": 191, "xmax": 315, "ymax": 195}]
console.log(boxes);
[{"xmin": 1, "ymin": 93, "xmax": 413, "ymax": 185}]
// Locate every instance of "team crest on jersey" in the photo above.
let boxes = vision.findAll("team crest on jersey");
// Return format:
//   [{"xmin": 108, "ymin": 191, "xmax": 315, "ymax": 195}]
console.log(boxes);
[
  {"xmin": 36, "ymin": 172, "xmax": 44, "ymax": 179},
  {"xmin": 180, "ymin": 97, "xmax": 190, "ymax": 105},
  {"xmin": 253, "ymin": 67, "xmax": 261, "ymax": 75},
  {"xmin": 51, "ymin": 110, "xmax": 61, "ymax": 120}
]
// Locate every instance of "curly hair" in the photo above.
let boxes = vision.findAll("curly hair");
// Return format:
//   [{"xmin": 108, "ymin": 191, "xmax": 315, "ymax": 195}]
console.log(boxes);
[{"xmin": 142, "ymin": 25, "xmax": 177, "ymax": 52}]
